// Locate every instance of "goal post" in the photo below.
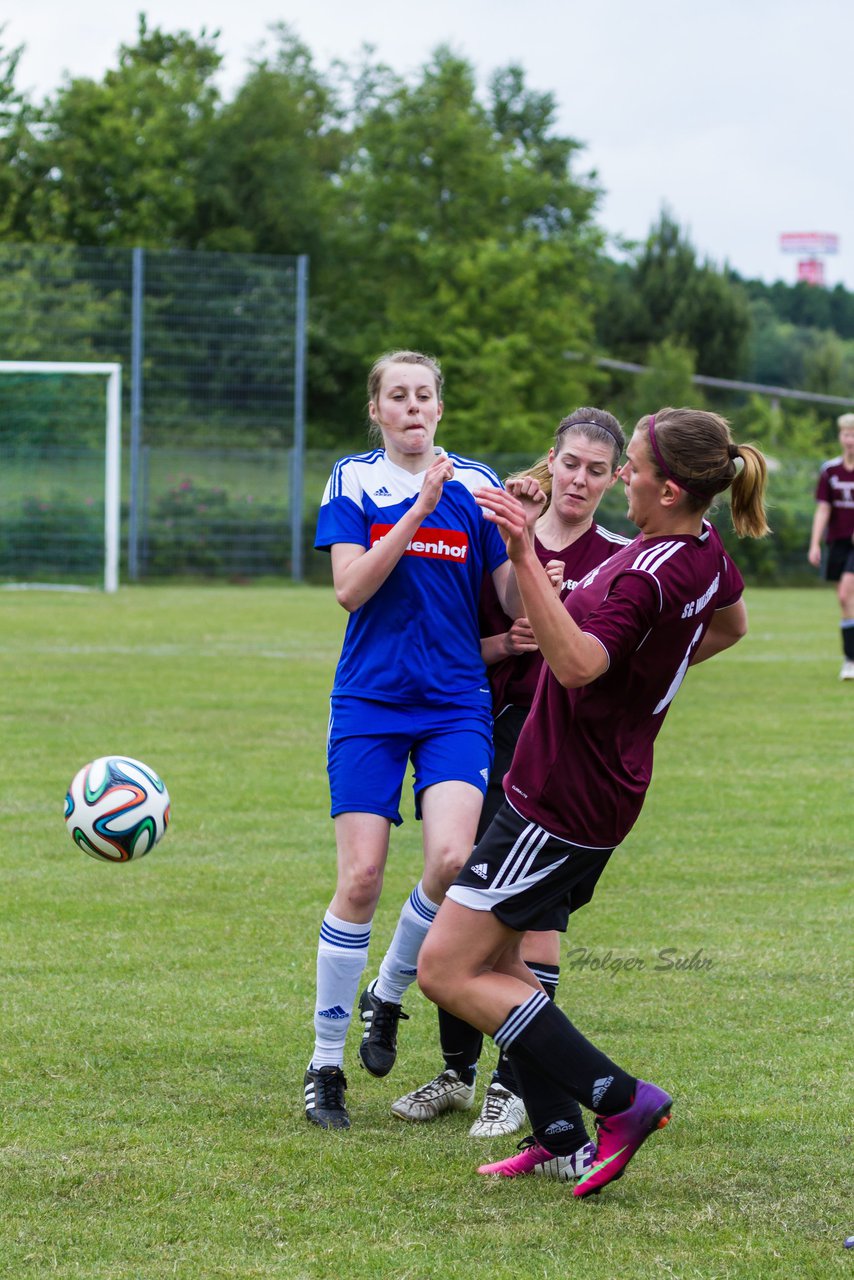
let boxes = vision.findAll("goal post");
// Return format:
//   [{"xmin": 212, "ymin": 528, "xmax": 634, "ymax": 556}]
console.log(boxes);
[{"xmin": 0, "ymin": 360, "xmax": 122, "ymax": 593}]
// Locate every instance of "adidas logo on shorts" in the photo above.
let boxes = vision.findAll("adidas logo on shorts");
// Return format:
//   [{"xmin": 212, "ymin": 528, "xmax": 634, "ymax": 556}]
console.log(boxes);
[{"xmin": 471, "ymin": 863, "xmax": 489, "ymax": 880}]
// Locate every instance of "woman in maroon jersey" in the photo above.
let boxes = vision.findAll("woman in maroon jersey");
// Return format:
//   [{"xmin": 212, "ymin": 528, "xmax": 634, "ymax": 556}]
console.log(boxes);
[
  {"xmin": 807, "ymin": 412, "xmax": 854, "ymax": 680},
  {"xmin": 418, "ymin": 407, "xmax": 769, "ymax": 1197},
  {"xmin": 391, "ymin": 409, "xmax": 629, "ymax": 1136}
]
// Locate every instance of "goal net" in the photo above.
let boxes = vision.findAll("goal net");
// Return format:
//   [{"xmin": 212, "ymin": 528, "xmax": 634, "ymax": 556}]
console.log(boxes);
[{"xmin": 0, "ymin": 361, "xmax": 121, "ymax": 592}]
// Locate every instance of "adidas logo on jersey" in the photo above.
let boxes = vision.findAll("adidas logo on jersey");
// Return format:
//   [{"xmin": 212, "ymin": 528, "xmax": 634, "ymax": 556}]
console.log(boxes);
[
  {"xmin": 373, "ymin": 486, "xmax": 392, "ymax": 497},
  {"xmin": 318, "ymin": 1005, "xmax": 349, "ymax": 1020},
  {"xmin": 480, "ymin": 767, "xmax": 489, "ymax": 783},
  {"xmin": 471, "ymin": 862, "xmax": 489, "ymax": 880}
]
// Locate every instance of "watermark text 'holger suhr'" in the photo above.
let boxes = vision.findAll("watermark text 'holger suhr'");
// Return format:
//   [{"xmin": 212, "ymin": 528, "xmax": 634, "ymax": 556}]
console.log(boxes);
[{"xmin": 565, "ymin": 947, "xmax": 714, "ymax": 976}]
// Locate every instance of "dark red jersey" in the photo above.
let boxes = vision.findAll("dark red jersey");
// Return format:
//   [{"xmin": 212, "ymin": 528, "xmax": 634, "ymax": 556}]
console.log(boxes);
[
  {"xmin": 480, "ymin": 524, "xmax": 628, "ymax": 715},
  {"xmin": 505, "ymin": 521, "xmax": 744, "ymax": 848},
  {"xmin": 816, "ymin": 457, "xmax": 854, "ymax": 542}
]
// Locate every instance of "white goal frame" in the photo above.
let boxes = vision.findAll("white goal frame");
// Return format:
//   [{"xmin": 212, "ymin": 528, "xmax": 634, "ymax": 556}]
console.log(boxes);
[{"xmin": 0, "ymin": 360, "xmax": 122, "ymax": 593}]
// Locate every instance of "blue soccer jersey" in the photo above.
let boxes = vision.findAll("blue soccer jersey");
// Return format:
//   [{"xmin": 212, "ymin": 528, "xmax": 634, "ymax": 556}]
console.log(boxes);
[{"xmin": 315, "ymin": 448, "xmax": 508, "ymax": 707}]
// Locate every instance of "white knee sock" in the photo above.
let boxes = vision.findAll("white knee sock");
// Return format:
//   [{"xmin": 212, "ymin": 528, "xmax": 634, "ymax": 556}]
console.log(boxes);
[
  {"xmin": 374, "ymin": 881, "xmax": 439, "ymax": 1005},
  {"xmin": 311, "ymin": 911, "xmax": 372, "ymax": 1069}
]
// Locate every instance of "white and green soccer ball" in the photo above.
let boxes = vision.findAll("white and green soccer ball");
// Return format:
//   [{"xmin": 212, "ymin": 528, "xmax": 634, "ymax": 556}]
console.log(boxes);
[{"xmin": 64, "ymin": 756, "xmax": 171, "ymax": 862}]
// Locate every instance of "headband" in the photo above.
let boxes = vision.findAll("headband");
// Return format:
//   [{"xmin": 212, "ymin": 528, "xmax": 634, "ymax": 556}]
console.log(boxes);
[
  {"xmin": 557, "ymin": 417, "xmax": 624, "ymax": 451},
  {"xmin": 647, "ymin": 414, "xmax": 705, "ymax": 500}
]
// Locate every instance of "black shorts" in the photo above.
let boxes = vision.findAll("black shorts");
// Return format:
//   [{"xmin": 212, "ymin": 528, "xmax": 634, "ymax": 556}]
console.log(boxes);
[
  {"xmin": 824, "ymin": 539, "xmax": 854, "ymax": 582},
  {"xmin": 476, "ymin": 705, "xmax": 529, "ymax": 841},
  {"xmin": 447, "ymin": 800, "xmax": 614, "ymax": 933}
]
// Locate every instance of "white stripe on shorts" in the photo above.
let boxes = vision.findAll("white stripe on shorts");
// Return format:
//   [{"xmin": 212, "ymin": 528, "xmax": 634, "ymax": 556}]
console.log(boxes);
[{"xmin": 492, "ymin": 821, "xmax": 550, "ymax": 889}]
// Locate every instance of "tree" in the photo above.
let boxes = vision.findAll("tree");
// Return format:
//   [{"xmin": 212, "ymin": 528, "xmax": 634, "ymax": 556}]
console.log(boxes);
[
  {"xmin": 598, "ymin": 211, "xmax": 751, "ymax": 380},
  {"xmin": 194, "ymin": 25, "xmax": 344, "ymax": 256},
  {"xmin": 24, "ymin": 16, "xmax": 222, "ymax": 246},
  {"xmin": 311, "ymin": 48, "xmax": 603, "ymax": 449},
  {"xmin": 0, "ymin": 31, "xmax": 36, "ymax": 239}
]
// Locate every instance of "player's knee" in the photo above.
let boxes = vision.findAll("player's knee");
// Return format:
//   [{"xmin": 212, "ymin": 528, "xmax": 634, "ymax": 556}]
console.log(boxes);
[
  {"xmin": 417, "ymin": 933, "xmax": 450, "ymax": 1004},
  {"xmin": 427, "ymin": 844, "xmax": 470, "ymax": 893},
  {"xmin": 338, "ymin": 862, "xmax": 383, "ymax": 914}
]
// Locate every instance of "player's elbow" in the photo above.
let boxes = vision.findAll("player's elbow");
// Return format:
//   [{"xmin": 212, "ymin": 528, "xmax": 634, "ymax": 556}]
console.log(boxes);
[
  {"xmin": 552, "ymin": 643, "xmax": 608, "ymax": 688},
  {"xmin": 334, "ymin": 583, "xmax": 362, "ymax": 613}
]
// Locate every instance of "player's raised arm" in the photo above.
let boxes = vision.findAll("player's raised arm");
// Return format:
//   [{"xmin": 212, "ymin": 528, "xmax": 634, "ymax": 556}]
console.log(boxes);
[{"xmin": 476, "ymin": 486, "xmax": 607, "ymax": 687}]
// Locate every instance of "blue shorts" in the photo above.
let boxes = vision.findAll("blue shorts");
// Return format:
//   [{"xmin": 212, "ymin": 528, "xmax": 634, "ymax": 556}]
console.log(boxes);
[{"xmin": 327, "ymin": 696, "xmax": 493, "ymax": 826}]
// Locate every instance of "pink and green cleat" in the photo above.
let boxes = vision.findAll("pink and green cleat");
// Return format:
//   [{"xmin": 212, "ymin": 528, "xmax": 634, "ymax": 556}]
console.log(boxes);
[
  {"xmin": 478, "ymin": 1134, "xmax": 596, "ymax": 1181},
  {"xmin": 573, "ymin": 1079, "xmax": 672, "ymax": 1198}
]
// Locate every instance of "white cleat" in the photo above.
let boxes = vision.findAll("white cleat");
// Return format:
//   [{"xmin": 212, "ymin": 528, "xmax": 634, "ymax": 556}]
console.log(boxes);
[
  {"xmin": 469, "ymin": 1082, "xmax": 527, "ymax": 1138},
  {"xmin": 840, "ymin": 659, "xmax": 854, "ymax": 681},
  {"xmin": 391, "ymin": 1070, "xmax": 475, "ymax": 1122}
]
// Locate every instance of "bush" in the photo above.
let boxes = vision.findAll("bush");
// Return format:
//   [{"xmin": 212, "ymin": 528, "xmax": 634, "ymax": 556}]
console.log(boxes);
[{"xmin": 142, "ymin": 478, "xmax": 290, "ymax": 577}]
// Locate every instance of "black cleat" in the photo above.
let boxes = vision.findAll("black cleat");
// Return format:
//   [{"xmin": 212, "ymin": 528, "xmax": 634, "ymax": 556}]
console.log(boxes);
[
  {"xmin": 304, "ymin": 1065, "xmax": 350, "ymax": 1130},
  {"xmin": 357, "ymin": 981, "xmax": 409, "ymax": 1078}
]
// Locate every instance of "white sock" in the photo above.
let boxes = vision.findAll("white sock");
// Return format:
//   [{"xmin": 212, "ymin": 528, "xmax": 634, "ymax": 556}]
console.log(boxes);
[
  {"xmin": 311, "ymin": 911, "xmax": 372, "ymax": 1069},
  {"xmin": 374, "ymin": 881, "xmax": 440, "ymax": 1005}
]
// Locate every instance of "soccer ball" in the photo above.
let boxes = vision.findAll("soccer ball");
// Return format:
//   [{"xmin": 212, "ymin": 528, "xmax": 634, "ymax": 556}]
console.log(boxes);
[{"xmin": 64, "ymin": 756, "xmax": 171, "ymax": 863}]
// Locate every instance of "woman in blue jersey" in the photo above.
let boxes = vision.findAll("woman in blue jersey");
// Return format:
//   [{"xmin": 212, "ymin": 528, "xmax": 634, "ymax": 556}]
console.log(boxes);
[
  {"xmin": 304, "ymin": 349, "xmax": 522, "ymax": 1131},
  {"xmin": 418, "ymin": 408, "xmax": 769, "ymax": 1197}
]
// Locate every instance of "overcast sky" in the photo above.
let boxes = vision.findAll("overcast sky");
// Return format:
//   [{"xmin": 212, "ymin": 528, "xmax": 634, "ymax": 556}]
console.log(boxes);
[{"xmin": 5, "ymin": 0, "xmax": 854, "ymax": 289}]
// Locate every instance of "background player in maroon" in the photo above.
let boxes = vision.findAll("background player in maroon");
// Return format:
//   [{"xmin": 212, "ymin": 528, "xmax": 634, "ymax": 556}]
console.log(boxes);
[
  {"xmin": 390, "ymin": 408, "xmax": 628, "ymax": 1137},
  {"xmin": 807, "ymin": 412, "xmax": 854, "ymax": 680},
  {"xmin": 418, "ymin": 407, "xmax": 769, "ymax": 1197}
]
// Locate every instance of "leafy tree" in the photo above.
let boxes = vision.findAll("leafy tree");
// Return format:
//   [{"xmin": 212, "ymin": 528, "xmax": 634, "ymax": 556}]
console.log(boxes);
[
  {"xmin": 627, "ymin": 339, "xmax": 698, "ymax": 425},
  {"xmin": 312, "ymin": 48, "xmax": 602, "ymax": 449},
  {"xmin": 0, "ymin": 31, "xmax": 36, "ymax": 239},
  {"xmin": 596, "ymin": 211, "xmax": 751, "ymax": 381},
  {"xmin": 24, "ymin": 15, "xmax": 222, "ymax": 246},
  {"xmin": 194, "ymin": 25, "xmax": 344, "ymax": 256}
]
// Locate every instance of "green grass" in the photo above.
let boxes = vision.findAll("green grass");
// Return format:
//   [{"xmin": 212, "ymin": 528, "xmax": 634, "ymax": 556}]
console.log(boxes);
[{"xmin": 0, "ymin": 584, "xmax": 851, "ymax": 1279}]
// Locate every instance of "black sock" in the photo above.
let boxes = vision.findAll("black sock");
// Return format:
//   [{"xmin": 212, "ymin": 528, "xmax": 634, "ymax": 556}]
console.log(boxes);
[
  {"xmin": 493, "ymin": 990, "xmax": 636, "ymax": 1116},
  {"xmin": 505, "ymin": 1044, "xmax": 591, "ymax": 1154},
  {"xmin": 843, "ymin": 622, "xmax": 854, "ymax": 661},
  {"xmin": 438, "ymin": 1006, "xmax": 482, "ymax": 1085},
  {"xmin": 493, "ymin": 962, "xmax": 560, "ymax": 1095}
]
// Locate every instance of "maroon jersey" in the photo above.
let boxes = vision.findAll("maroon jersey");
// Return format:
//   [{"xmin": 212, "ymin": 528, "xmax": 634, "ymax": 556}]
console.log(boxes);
[
  {"xmin": 481, "ymin": 525, "xmax": 629, "ymax": 714},
  {"xmin": 816, "ymin": 457, "xmax": 854, "ymax": 541},
  {"xmin": 505, "ymin": 521, "xmax": 744, "ymax": 848}
]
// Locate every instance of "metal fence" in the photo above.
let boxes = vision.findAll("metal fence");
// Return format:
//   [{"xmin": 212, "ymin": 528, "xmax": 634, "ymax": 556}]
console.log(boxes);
[{"xmin": 0, "ymin": 244, "xmax": 307, "ymax": 585}]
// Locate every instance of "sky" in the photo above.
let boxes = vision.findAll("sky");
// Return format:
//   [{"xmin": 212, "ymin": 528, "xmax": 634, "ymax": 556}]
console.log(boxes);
[{"xmin": 5, "ymin": 0, "xmax": 854, "ymax": 289}]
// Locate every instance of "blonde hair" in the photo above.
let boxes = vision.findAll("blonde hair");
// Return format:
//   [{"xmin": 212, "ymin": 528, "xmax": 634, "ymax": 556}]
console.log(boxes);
[
  {"xmin": 837, "ymin": 412, "xmax": 854, "ymax": 431},
  {"xmin": 639, "ymin": 408, "xmax": 770, "ymax": 538}
]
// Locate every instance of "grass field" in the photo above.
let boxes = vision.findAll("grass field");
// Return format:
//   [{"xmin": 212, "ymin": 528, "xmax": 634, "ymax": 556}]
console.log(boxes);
[{"xmin": 0, "ymin": 583, "xmax": 851, "ymax": 1279}]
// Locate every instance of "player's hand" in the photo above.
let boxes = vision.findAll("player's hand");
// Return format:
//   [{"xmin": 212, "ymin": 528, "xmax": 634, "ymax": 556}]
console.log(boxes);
[
  {"xmin": 474, "ymin": 486, "xmax": 530, "ymax": 559},
  {"xmin": 417, "ymin": 454, "xmax": 455, "ymax": 515},
  {"xmin": 807, "ymin": 545, "xmax": 821, "ymax": 568},
  {"xmin": 506, "ymin": 475, "xmax": 547, "ymax": 531},
  {"xmin": 503, "ymin": 617, "xmax": 539, "ymax": 656},
  {"xmin": 544, "ymin": 559, "xmax": 565, "ymax": 592}
]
